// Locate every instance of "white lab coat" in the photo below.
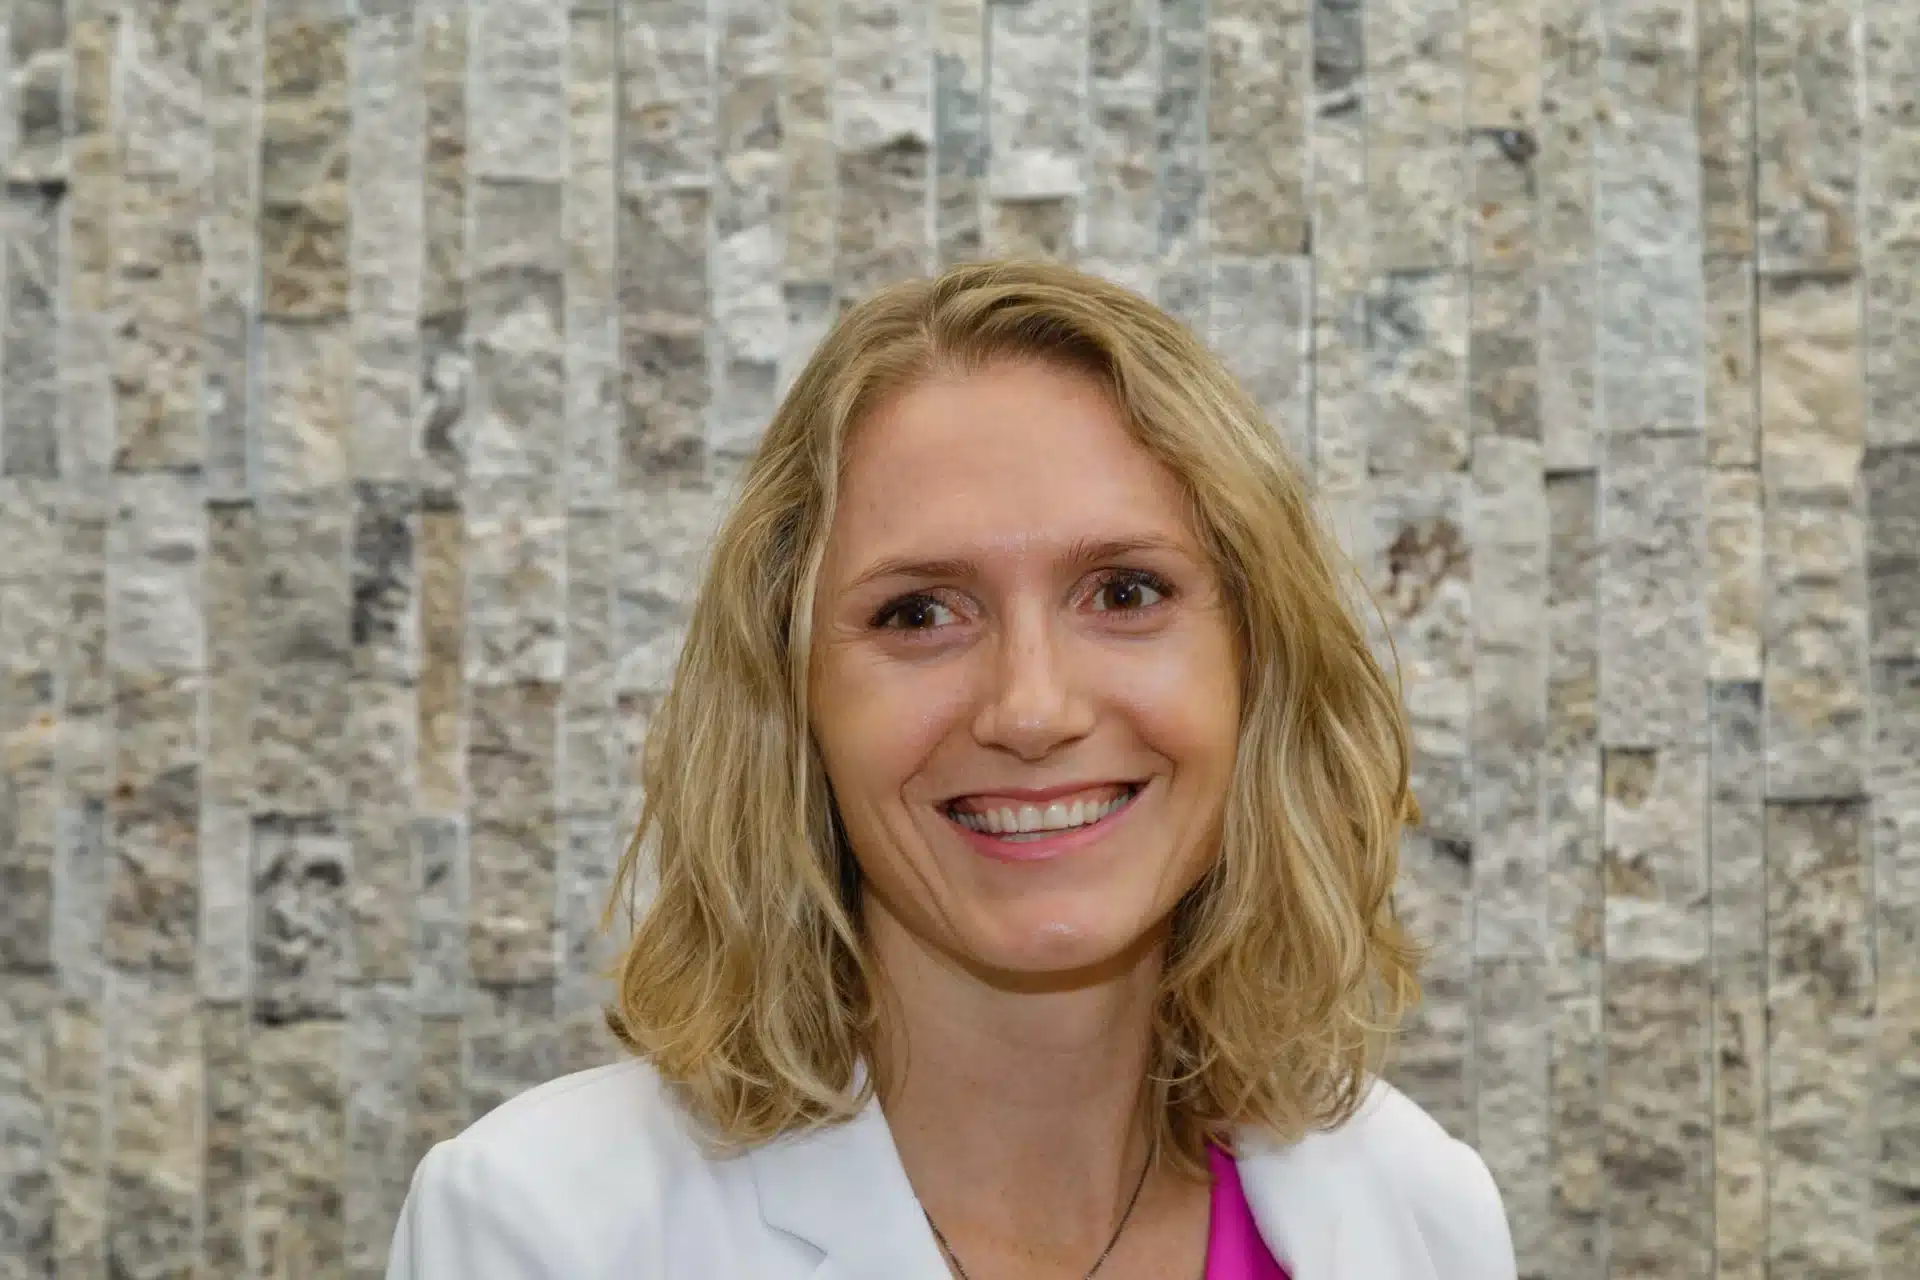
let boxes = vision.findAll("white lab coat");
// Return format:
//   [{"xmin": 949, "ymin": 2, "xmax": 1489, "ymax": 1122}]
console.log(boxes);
[{"xmin": 385, "ymin": 1058, "xmax": 1516, "ymax": 1279}]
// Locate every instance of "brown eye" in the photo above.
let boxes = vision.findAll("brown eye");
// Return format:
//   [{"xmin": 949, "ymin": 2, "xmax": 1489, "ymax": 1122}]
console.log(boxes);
[
  {"xmin": 872, "ymin": 594, "xmax": 958, "ymax": 631},
  {"xmin": 1091, "ymin": 570, "xmax": 1170, "ymax": 613}
]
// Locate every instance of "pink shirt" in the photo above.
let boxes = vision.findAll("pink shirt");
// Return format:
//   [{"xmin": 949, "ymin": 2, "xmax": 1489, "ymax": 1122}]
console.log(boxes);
[{"xmin": 1204, "ymin": 1145, "xmax": 1288, "ymax": 1279}]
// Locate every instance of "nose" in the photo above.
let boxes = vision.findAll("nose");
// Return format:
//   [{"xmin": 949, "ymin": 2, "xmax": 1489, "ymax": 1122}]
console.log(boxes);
[{"xmin": 970, "ymin": 608, "xmax": 1095, "ymax": 761}]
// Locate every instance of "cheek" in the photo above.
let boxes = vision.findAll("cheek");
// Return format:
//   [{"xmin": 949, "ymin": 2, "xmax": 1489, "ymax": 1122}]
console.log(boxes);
[{"xmin": 812, "ymin": 656, "xmax": 969, "ymax": 801}]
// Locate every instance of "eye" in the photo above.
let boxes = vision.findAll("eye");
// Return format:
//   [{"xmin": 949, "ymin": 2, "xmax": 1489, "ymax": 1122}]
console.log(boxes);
[
  {"xmin": 871, "ymin": 593, "xmax": 959, "ymax": 632},
  {"xmin": 1090, "ymin": 569, "xmax": 1172, "ymax": 613}
]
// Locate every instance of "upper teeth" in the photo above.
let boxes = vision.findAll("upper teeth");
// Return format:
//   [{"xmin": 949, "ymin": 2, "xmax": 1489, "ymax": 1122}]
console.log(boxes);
[{"xmin": 949, "ymin": 789, "xmax": 1133, "ymax": 836}]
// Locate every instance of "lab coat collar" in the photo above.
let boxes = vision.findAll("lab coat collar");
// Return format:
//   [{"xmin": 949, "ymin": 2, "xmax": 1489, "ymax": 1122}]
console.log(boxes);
[{"xmin": 746, "ymin": 1078, "xmax": 1441, "ymax": 1280}]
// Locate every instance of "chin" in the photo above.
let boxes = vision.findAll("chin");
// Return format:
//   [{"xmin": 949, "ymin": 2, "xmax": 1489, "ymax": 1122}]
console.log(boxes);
[{"xmin": 956, "ymin": 906, "xmax": 1166, "ymax": 987}]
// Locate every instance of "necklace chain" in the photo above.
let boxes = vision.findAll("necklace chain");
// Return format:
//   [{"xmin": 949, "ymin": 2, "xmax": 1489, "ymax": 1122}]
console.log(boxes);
[{"xmin": 922, "ymin": 1152, "xmax": 1153, "ymax": 1280}]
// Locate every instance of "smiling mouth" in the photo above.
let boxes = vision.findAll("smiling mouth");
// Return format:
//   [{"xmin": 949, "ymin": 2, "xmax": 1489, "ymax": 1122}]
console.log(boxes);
[{"xmin": 942, "ymin": 783, "xmax": 1144, "ymax": 843}]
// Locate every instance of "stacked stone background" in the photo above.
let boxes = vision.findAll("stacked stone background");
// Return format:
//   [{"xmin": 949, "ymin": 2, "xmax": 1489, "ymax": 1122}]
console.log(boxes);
[{"xmin": 0, "ymin": 0, "xmax": 1913, "ymax": 1275}]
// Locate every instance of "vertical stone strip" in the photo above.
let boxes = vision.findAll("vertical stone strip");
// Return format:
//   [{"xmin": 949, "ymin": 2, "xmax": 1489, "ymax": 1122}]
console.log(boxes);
[
  {"xmin": 1862, "ymin": 3, "xmax": 1919, "ymax": 257},
  {"xmin": 198, "ymin": 1001, "xmax": 248, "ymax": 1279},
  {"xmin": 1210, "ymin": 0, "xmax": 1308, "ymax": 257},
  {"xmin": 566, "ymin": 3, "xmax": 620, "ymax": 511},
  {"xmin": 1366, "ymin": 0, "xmax": 1462, "ymax": 272},
  {"xmin": 1207, "ymin": 258, "xmax": 1310, "ymax": 466},
  {"xmin": 1765, "ymin": 801, "xmax": 1876, "ymax": 1277},
  {"xmin": 419, "ymin": 0, "xmax": 470, "ymax": 510},
  {"xmin": 712, "ymin": 0, "xmax": 786, "ymax": 469},
  {"xmin": 466, "ymin": 982, "xmax": 557, "ymax": 1123},
  {"xmin": 252, "ymin": 484, "xmax": 351, "ymax": 819},
  {"xmin": 1156, "ymin": 0, "xmax": 1208, "ymax": 329},
  {"xmin": 1698, "ymin": 0, "xmax": 1754, "ymax": 259},
  {"xmin": 559, "ymin": 506, "xmax": 617, "ymax": 1058},
  {"xmin": 0, "ymin": 977, "xmax": 54, "ymax": 1276},
  {"xmin": 343, "ymin": 983, "xmax": 417, "ymax": 1279},
  {"xmin": 1310, "ymin": 0, "xmax": 1367, "ymax": 541},
  {"xmin": 619, "ymin": 0, "xmax": 711, "ymax": 486},
  {"xmin": 985, "ymin": 0, "xmax": 1080, "ymax": 262},
  {"xmin": 6, "ymin": 0, "xmax": 66, "ymax": 482},
  {"xmin": 933, "ymin": 0, "xmax": 986, "ymax": 269},
  {"xmin": 62, "ymin": 0, "xmax": 116, "ymax": 488},
  {"xmin": 104, "ymin": 974, "xmax": 201, "ymax": 1276},
  {"xmin": 1754, "ymin": 0, "xmax": 1860, "ymax": 275},
  {"xmin": 1870, "ymin": 654, "xmax": 1920, "ymax": 1266},
  {"xmin": 1544, "ymin": 472, "xmax": 1602, "ymax": 1280},
  {"xmin": 1370, "ymin": 474, "xmax": 1474, "ymax": 1140},
  {"xmin": 838, "ymin": 0, "xmax": 932, "ymax": 291},
  {"xmin": 253, "ymin": 816, "xmax": 350, "ymax": 1025},
  {"xmin": 51, "ymin": 1000, "xmax": 107, "ymax": 1276},
  {"xmin": 202, "ymin": 507, "xmax": 258, "ymax": 1003},
  {"xmin": 0, "ymin": 484, "xmax": 61, "ymax": 972},
  {"xmin": 246, "ymin": 1019, "xmax": 345, "ymax": 1279},
  {"xmin": 786, "ymin": 0, "xmax": 836, "ymax": 285},
  {"xmin": 1710, "ymin": 680, "xmax": 1767, "ymax": 1280},
  {"xmin": 1538, "ymin": 0, "xmax": 1597, "ymax": 475},
  {"xmin": 106, "ymin": 473, "xmax": 207, "ymax": 973},
  {"xmin": 204, "ymin": 0, "xmax": 261, "ymax": 499},
  {"xmin": 466, "ymin": 674, "xmax": 561, "ymax": 986}
]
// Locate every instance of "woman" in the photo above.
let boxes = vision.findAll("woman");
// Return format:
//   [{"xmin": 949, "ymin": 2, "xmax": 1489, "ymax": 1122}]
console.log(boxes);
[{"xmin": 386, "ymin": 261, "xmax": 1515, "ymax": 1278}]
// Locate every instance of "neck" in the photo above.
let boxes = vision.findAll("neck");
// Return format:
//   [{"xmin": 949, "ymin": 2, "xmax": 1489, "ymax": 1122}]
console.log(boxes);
[{"xmin": 865, "ymin": 907, "xmax": 1178, "ymax": 1263}]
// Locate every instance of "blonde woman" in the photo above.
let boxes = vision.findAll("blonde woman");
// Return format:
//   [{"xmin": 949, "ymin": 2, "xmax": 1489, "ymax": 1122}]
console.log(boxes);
[{"xmin": 386, "ymin": 261, "xmax": 1516, "ymax": 1279}]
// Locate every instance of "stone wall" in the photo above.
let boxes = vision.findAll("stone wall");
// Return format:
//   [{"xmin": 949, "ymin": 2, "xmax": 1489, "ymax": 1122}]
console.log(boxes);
[{"xmin": 0, "ymin": 0, "xmax": 1914, "ymax": 1276}]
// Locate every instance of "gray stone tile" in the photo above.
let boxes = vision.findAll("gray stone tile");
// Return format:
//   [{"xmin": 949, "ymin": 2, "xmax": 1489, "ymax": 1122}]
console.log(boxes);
[
  {"xmin": 1470, "ymin": 437, "xmax": 1548, "ymax": 960},
  {"xmin": 1864, "ymin": 6, "xmax": 1920, "ymax": 253},
  {"xmin": 198, "ymin": 802, "xmax": 252, "ymax": 1005},
  {"xmin": 1705, "ymin": 258, "xmax": 1758, "ymax": 467},
  {"xmin": 1596, "ymin": 249, "xmax": 1704, "ymax": 435},
  {"xmin": 8, "ymin": 0, "xmax": 69, "ymax": 187},
  {"xmin": 252, "ymin": 816, "xmax": 349, "ymax": 1023},
  {"xmin": 985, "ymin": 198, "xmax": 1077, "ymax": 263},
  {"xmin": 1389, "ymin": 829, "xmax": 1473, "ymax": 1141},
  {"xmin": 1545, "ymin": 993, "xmax": 1603, "ymax": 1280},
  {"xmin": 1710, "ymin": 681, "xmax": 1766, "ymax": 1280},
  {"xmin": 1761, "ymin": 273, "xmax": 1869, "ymax": 800},
  {"xmin": 567, "ymin": 10, "xmax": 620, "ymax": 512},
  {"xmin": 1539, "ymin": 259, "xmax": 1596, "ymax": 472},
  {"xmin": 466, "ymin": 983, "xmax": 557, "ymax": 1122},
  {"xmin": 1755, "ymin": 0, "xmax": 1862, "ymax": 273},
  {"xmin": 1598, "ymin": 431, "xmax": 1708, "ymax": 748},
  {"xmin": 255, "ymin": 492, "xmax": 351, "ymax": 669},
  {"xmin": 416, "ymin": 510, "xmax": 466, "ymax": 816},
  {"xmin": 205, "ymin": 504, "xmax": 260, "ymax": 811},
  {"xmin": 259, "ymin": 319, "xmax": 354, "ymax": 498},
  {"xmin": 49, "ymin": 999, "xmax": 107, "ymax": 1278},
  {"xmin": 107, "ymin": 671, "xmax": 201, "ymax": 972},
  {"xmin": 1538, "ymin": 0, "xmax": 1598, "ymax": 264},
  {"xmin": 838, "ymin": 136, "xmax": 933, "ymax": 301},
  {"xmin": 200, "ymin": 1001, "xmax": 249, "ymax": 1280},
  {"xmin": 1207, "ymin": 256, "xmax": 1311, "ymax": 464},
  {"xmin": 615, "ymin": 482, "xmax": 725, "ymax": 695},
  {"xmin": 0, "ymin": 975, "xmax": 54, "ymax": 1276},
  {"xmin": 0, "ymin": 477, "xmax": 62, "ymax": 680},
  {"xmin": 251, "ymin": 661, "xmax": 349, "ymax": 818},
  {"xmin": 563, "ymin": 511, "xmax": 619, "ymax": 818},
  {"xmin": 1311, "ymin": 299, "xmax": 1368, "ymax": 499},
  {"xmin": 52, "ymin": 797, "xmax": 111, "ymax": 1001},
  {"xmin": 1867, "ymin": 444, "xmax": 1920, "ymax": 661},
  {"xmin": 1602, "ymin": 743, "xmax": 1709, "ymax": 953},
  {"xmin": 1310, "ymin": 5, "xmax": 1368, "ymax": 306},
  {"xmin": 343, "ymin": 984, "xmax": 417, "ymax": 1278},
  {"xmin": 1366, "ymin": 269, "xmax": 1469, "ymax": 475},
  {"xmin": 1467, "ymin": 0, "xmax": 1539, "ymax": 130},
  {"xmin": 118, "ymin": 0, "xmax": 207, "ymax": 182},
  {"xmin": 352, "ymin": 3, "xmax": 424, "ymax": 486},
  {"xmin": 112, "ymin": 175, "xmax": 205, "ymax": 473},
  {"xmin": 1699, "ymin": 0, "xmax": 1755, "ymax": 256},
  {"xmin": 786, "ymin": 0, "xmax": 837, "ymax": 281},
  {"xmin": 618, "ymin": 188, "xmax": 710, "ymax": 486},
  {"xmin": 1708, "ymin": 465, "xmax": 1764, "ymax": 684},
  {"xmin": 105, "ymin": 974, "xmax": 201, "ymax": 1279},
  {"xmin": 619, "ymin": 0, "xmax": 711, "ymax": 190},
  {"xmin": 1603, "ymin": 956, "xmax": 1713, "ymax": 1276},
  {"xmin": 1872, "ymin": 658, "xmax": 1920, "ymax": 1266},
  {"xmin": 1545, "ymin": 471, "xmax": 1601, "ymax": 998},
  {"xmin": 471, "ymin": 0, "xmax": 565, "ymax": 182},
  {"xmin": 935, "ymin": 0, "xmax": 988, "ymax": 267},
  {"xmin": 985, "ymin": 0, "xmax": 1079, "ymax": 215},
  {"xmin": 1470, "ymin": 268, "xmax": 1539, "ymax": 441},
  {"xmin": 1867, "ymin": 252, "xmax": 1920, "ymax": 449},
  {"xmin": 245, "ymin": 1018, "xmax": 345, "ymax": 1279},
  {"xmin": 1473, "ymin": 958, "xmax": 1549, "ymax": 1272},
  {"xmin": 413, "ymin": 816, "xmax": 470, "ymax": 1018},
  {"xmin": 1767, "ymin": 799, "xmax": 1877, "ymax": 1278},
  {"xmin": 349, "ymin": 482, "xmax": 418, "ymax": 685},
  {"xmin": 1366, "ymin": 0, "xmax": 1463, "ymax": 144},
  {"xmin": 60, "ymin": 495, "xmax": 112, "ymax": 717},
  {"xmin": 558, "ymin": 813, "xmax": 620, "ymax": 1014},
  {"xmin": 344, "ymin": 676, "xmax": 414, "ymax": 985},
  {"xmin": 5, "ymin": 185, "xmax": 60, "ymax": 479},
  {"xmin": 408, "ymin": 1016, "xmax": 466, "ymax": 1170},
  {"xmin": 421, "ymin": 1, "xmax": 468, "ymax": 326},
  {"xmin": 470, "ymin": 180, "xmax": 565, "ymax": 485},
  {"xmin": 468, "ymin": 682, "xmax": 560, "ymax": 986},
  {"xmin": 1470, "ymin": 134, "xmax": 1534, "ymax": 278},
  {"xmin": 1368, "ymin": 139, "xmax": 1463, "ymax": 271},
  {"xmin": 1156, "ymin": 0, "xmax": 1208, "ymax": 330},
  {"xmin": 466, "ymin": 475, "xmax": 565, "ymax": 686},
  {"xmin": 107, "ymin": 472, "xmax": 207, "ymax": 677},
  {"xmin": 1209, "ymin": 0, "xmax": 1309, "ymax": 256},
  {"xmin": 261, "ymin": 11, "xmax": 350, "ymax": 319}
]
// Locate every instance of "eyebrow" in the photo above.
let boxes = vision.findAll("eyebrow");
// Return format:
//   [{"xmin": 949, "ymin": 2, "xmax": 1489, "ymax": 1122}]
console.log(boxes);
[{"xmin": 841, "ymin": 534, "xmax": 1192, "ymax": 595}]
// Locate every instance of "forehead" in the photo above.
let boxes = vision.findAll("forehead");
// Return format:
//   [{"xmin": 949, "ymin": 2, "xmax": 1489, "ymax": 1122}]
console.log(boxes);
[{"xmin": 827, "ymin": 362, "xmax": 1197, "ymax": 567}]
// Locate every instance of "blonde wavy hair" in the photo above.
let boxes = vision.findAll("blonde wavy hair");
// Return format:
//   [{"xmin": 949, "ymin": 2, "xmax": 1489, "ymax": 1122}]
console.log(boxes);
[{"xmin": 605, "ymin": 259, "xmax": 1424, "ymax": 1172}]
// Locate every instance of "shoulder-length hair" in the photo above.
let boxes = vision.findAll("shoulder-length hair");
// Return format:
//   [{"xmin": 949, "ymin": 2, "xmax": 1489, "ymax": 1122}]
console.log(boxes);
[{"xmin": 604, "ymin": 259, "xmax": 1424, "ymax": 1172}]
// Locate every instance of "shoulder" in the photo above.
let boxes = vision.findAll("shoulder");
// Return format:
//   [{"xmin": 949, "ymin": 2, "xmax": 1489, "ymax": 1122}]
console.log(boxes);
[
  {"xmin": 388, "ymin": 1059, "xmax": 737, "ymax": 1278},
  {"xmin": 1238, "ymin": 1078, "xmax": 1516, "ymax": 1279}
]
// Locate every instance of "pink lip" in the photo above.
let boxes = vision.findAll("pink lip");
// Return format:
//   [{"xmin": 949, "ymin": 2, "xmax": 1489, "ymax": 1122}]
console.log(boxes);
[{"xmin": 942, "ymin": 783, "xmax": 1146, "ymax": 864}]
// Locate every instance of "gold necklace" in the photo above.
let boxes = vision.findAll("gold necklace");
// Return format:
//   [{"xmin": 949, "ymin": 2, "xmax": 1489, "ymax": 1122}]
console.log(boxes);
[{"xmin": 922, "ymin": 1153, "xmax": 1153, "ymax": 1280}]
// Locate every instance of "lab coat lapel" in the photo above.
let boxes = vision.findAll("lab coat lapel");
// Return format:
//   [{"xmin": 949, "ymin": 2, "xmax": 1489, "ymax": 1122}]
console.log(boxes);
[{"xmin": 747, "ymin": 1092, "xmax": 952, "ymax": 1280}]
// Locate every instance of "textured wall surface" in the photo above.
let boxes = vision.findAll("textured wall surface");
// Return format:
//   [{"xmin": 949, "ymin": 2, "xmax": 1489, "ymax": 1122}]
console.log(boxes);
[{"xmin": 0, "ymin": 0, "xmax": 1914, "ymax": 1276}]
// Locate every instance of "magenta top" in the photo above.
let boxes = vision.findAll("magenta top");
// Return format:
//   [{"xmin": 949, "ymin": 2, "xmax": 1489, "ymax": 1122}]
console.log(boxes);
[{"xmin": 1204, "ymin": 1145, "xmax": 1288, "ymax": 1279}]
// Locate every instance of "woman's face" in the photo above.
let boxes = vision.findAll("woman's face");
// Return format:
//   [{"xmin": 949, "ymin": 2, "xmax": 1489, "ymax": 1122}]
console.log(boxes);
[{"xmin": 809, "ymin": 359, "xmax": 1242, "ymax": 984}]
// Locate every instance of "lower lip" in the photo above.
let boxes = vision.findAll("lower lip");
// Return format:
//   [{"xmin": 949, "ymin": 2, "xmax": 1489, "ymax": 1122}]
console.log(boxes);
[{"xmin": 942, "ymin": 785, "xmax": 1145, "ymax": 864}]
